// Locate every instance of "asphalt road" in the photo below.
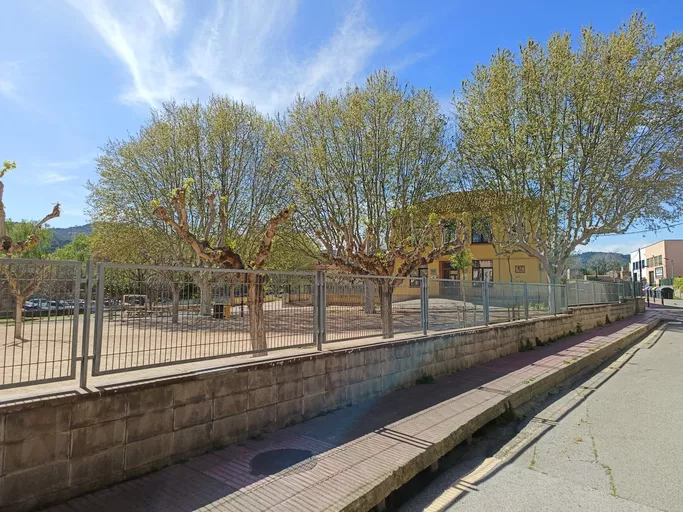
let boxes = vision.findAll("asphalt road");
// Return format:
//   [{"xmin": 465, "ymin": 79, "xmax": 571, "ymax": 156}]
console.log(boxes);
[{"xmin": 399, "ymin": 319, "xmax": 683, "ymax": 512}]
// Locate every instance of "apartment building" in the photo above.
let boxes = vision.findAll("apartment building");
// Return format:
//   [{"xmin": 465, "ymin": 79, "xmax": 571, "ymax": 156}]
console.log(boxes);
[{"xmin": 629, "ymin": 239, "xmax": 683, "ymax": 285}]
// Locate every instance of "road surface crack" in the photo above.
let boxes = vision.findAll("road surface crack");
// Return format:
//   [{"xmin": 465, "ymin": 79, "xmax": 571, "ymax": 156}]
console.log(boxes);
[{"xmin": 586, "ymin": 402, "xmax": 618, "ymax": 497}]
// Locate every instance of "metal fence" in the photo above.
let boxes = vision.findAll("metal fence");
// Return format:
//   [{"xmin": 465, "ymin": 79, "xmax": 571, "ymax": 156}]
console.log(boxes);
[
  {"xmin": 566, "ymin": 280, "xmax": 634, "ymax": 307},
  {"xmin": 0, "ymin": 259, "xmax": 81, "ymax": 389},
  {"xmin": 92, "ymin": 263, "xmax": 317, "ymax": 375},
  {"xmin": 0, "ymin": 258, "xmax": 639, "ymax": 391}
]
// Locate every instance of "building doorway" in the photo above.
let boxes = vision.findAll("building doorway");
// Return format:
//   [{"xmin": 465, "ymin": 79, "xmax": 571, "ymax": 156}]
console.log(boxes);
[{"xmin": 439, "ymin": 261, "xmax": 460, "ymax": 280}]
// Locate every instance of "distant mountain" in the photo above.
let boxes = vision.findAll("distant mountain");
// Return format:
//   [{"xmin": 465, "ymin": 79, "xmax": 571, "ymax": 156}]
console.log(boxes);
[
  {"xmin": 49, "ymin": 224, "xmax": 92, "ymax": 251},
  {"xmin": 572, "ymin": 251, "xmax": 630, "ymax": 268}
]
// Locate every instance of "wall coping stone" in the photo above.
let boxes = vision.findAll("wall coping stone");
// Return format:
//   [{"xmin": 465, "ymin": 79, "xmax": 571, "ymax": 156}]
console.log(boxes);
[{"xmin": 0, "ymin": 299, "xmax": 643, "ymax": 416}]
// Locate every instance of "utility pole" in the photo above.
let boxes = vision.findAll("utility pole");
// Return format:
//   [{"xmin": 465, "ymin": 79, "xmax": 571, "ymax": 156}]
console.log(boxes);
[{"xmin": 638, "ymin": 247, "xmax": 643, "ymax": 298}]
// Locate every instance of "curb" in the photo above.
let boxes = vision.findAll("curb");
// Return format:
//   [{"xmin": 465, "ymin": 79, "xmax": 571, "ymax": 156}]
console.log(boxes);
[{"xmin": 349, "ymin": 315, "xmax": 662, "ymax": 512}]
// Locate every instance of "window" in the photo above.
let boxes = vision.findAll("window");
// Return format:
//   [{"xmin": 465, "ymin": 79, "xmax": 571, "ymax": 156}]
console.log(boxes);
[
  {"xmin": 641, "ymin": 260, "xmax": 645, "ymax": 269},
  {"xmin": 471, "ymin": 218, "xmax": 492, "ymax": 244},
  {"xmin": 410, "ymin": 266, "xmax": 428, "ymax": 288},
  {"xmin": 442, "ymin": 221, "xmax": 458, "ymax": 244},
  {"xmin": 655, "ymin": 267, "xmax": 664, "ymax": 278},
  {"xmin": 472, "ymin": 260, "xmax": 493, "ymax": 281},
  {"xmin": 657, "ymin": 255, "xmax": 663, "ymax": 265}
]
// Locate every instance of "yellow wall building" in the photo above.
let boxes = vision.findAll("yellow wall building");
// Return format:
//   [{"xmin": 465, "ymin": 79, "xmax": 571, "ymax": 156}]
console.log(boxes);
[{"xmin": 407, "ymin": 213, "xmax": 547, "ymax": 287}]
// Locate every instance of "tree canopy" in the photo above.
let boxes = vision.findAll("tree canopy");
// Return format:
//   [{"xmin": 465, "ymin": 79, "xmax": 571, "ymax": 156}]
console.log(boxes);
[
  {"xmin": 50, "ymin": 233, "xmax": 91, "ymax": 262},
  {"xmin": 89, "ymin": 98, "xmax": 290, "ymax": 270},
  {"xmin": 282, "ymin": 70, "xmax": 465, "ymax": 279},
  {"xmin": 454, "ymin": 13, "xmax": 683, "ymax": 281},
  {"xmin": 0, "ymin": 160, "xmax": 60, "ymax": 256}
]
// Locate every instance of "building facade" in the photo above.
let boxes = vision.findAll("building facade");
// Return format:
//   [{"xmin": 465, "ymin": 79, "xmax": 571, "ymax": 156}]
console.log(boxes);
[
  {"xmin": 629, "ymin": 240, "xmax": 683, "ymax": 285},
  {"xmin": 410, "ymin": 218, "xmax": 546, "ymax": 285}
]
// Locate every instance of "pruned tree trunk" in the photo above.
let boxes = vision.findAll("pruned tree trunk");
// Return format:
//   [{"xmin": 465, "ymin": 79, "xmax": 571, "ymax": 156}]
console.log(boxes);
[
  {"xmin": 378, "ymin": 280, "xmax": 394, "ymax": 338},
  {"xmin": 364, "ymin": 279, "xmax": 376, "ymax": 314},
  {"xmin": 14, "ymin": 295, "xmax": 24, "ymax": 340},
  {"xmin": 547, "ymin": 274, "xmax": 558, "ymax": 314},
  {"xmin": 199, "ymin": 273, "xmax": 212, "ymax": 316},
  {"xmin": 248, "ymin": 273, "xmax": 267, "ymax": 355},
  {"xmin": 170, "ymin": 282, "xmax": 180, "ymax": 324},
  {"xmin": 460, "ymin": 280, "xmax": 467, "ymax": 325}
]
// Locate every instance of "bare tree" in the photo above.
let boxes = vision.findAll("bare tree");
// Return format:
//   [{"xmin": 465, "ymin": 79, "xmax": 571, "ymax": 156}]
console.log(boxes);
[
  {"xmin": 0, "ymin": 161, "xmax": 61, "ymax": 339},
  {"xmin": 89, "ymin": 99, "xmax": 292, "ymax": 353},
  {"xmin": 454, "ymin": 13, "xmax": 683, "ymax": 285},
  {"xmin": 282, "ymin": 71, "xmax": 465, "ymax": 337}
]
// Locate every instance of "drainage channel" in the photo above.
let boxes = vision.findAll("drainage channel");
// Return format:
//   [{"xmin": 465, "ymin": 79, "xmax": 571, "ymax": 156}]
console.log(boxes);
[{"xmin": 373, "ymin": 324, "xmax": 666, "ymax": 512}]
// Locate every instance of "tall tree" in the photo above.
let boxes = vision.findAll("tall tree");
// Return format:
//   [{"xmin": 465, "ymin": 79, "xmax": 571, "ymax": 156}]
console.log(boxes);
[
  {"xmin": 282, "ymin": 70, "xmax": 465, "ymax": 337},
  {"xmin": 450, "ymin": 248, "xmax": 473, "ymax": 324},
  {"xmin": 587, "ymin": 254, "xmax": 623, "ymax": 278},
  {"xmin": 50, "ymin": 233, "xmax": 91, "ymax": 262},
  {"xmin": 89, "ymin": 222, "xmax": 193, "ymax": 324},
  {"xmin": 0, "ymin": 161, "xmax": 60, "ymax": 339},
  {"xmin": 454, "ymin": 13, "xmax": 683, "ymax": 284},
  {"xmin": 89, "ymin": 98, "xmax": 291, "ymax": 352}
]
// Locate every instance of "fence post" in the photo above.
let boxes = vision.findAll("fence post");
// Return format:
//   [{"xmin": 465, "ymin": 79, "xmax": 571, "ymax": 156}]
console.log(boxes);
[
  {"xmin": 319, "ymin": 271, "xmax": 326, "ymax": 346},
  {"xmin": 592, "ymin": 281, "xmax": 597, "ymax": 304},
  {"xmin": 313, "ymin": 271, "xmax": 321, "ymax": 350},
  {"xmin": 421, "ymin": 277, "xmax": 428, "ymax": 335},
  {"xmin": 483, "ymin": 283, "xmax": 490, "ymax": 325},
  {"xmin": 575, "ymin": 281, "xmax": 580, "ymax": 306},
  {"xmin": 92, "ymin": 262, "xmax": 106, "ymax": 375},
  {"xmin": 523, "ymin": 283, "xmax": 529, "ymax": 320},
  {"xmin": 79, "ymin": 261, "xmax": 94, "ymax": 388},
  {"xmin": 70, "ymin": 262, "xmax": 82, "ymax": 382}
]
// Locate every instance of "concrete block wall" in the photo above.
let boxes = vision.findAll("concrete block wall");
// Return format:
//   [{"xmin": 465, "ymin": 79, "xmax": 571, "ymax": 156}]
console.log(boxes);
[{"xmin": 0, "ymin": 299, "xmax": 642, "ymax": 511}]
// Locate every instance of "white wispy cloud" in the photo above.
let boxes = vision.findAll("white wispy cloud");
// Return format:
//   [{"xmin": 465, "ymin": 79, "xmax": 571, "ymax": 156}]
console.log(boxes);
[
  {"xmin": 69, "ymin": 0, "xmax": 406, "ymax": 113},
  {"xmin": 41, "ymin": 153, "xmax": 97, "ymax": 170},
  {"xmin": 387, "ymin": 49, "xmax": 436, "ymax": 73},
  {"xmin": 150, "ymin": 0, "xmax": 183, "ymax": 31},
  {"xmin": 39, "ymin": 172, "xmax": 77, "ymax": 184},
  {"xmin": 0, "ymin": 61, "xmax": 21, "ymax": 102},
  {"xmin": 68, "ymin": 0, "xmax": 193, "ymax": 107}
]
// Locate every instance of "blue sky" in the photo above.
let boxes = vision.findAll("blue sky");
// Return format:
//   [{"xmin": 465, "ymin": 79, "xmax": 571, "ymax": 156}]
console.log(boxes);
[{"xmin": 1, "ymin": 0, "xmax": 681, "ymax": 255}]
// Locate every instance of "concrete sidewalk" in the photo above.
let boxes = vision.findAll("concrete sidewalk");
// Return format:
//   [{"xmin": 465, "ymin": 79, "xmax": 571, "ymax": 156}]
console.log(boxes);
[{"xmin": 46, "ymin": 309, "xmax": 679, "ymax": 512}]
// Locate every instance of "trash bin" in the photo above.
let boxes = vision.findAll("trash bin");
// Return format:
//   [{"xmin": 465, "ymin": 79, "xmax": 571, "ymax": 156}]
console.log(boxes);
[{"xmin": 212, "ymin": 303, "xmax": 232, "ymax": 319}]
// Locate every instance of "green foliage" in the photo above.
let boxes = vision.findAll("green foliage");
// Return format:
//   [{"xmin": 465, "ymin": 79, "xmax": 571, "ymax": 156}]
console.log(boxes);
[
  {"xmin": 88, "ymin": 98, "xmax": 288, "ymax": 266},
  {"xmin": 605, "ymin": 314, "xmax": 611, "ymax": 324},
  {"xmin": 1, "ymin": 160, "xmax": 16, "ymax": 178},
  {"xmin": 450, "ymin": 248, "xmax": 473, "ymax": 273},
  {"xmin": 455, "ymin": 13, "xmax": 683, "ymax": 281},
  {"xmin": 283, "ymin": 69, "xmax": 456, "ymax": 277},
  {"xmin": 587, "ymin": 255, "xmax": 623, "ymax": 277},
  {"xmin": 519, "ymin": 338, "xmax": 535, "ymax": 351},
  {"xmin": 4, "ymin": 220, "xmax": 52, "ymax": 259},
  {"xmin": 674, "ymin": 277, "xmax": 683, "ymax": 292},
  {"xmin": 264, "ymin": 226, "xmax": 319, "ymax": 271},
  {"xmin": 576, "ymin": 322, "xmax": 583, "ymax": 333},
  {"xmin": 50, "ymin": 233, "xmax": 91, "ymax": 262},
  {"xmin": 415, "ymin": 374, "xmax": 435, "ymax": 385}
]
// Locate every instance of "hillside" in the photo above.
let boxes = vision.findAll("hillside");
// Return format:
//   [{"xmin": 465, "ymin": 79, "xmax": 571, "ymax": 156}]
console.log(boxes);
[
  {"xmin": 49, "ymin": 224, "xmax": 92, "ymax": 251},
  {"xmin": 573, "ymin": 251, "xmax": 630, "ymax": 268}
]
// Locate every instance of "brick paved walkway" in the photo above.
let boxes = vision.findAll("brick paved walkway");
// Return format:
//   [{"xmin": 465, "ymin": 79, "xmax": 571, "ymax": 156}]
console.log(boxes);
[{"xmin": 47, "ymin": 309, "xmax": 678, "ymax": 512}]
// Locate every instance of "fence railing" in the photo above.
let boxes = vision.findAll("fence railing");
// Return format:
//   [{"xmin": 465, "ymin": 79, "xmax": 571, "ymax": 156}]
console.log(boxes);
[
  {"xmin": 0, "ymin": 259, "xmax": 638, "ymax": 391},
  {"xmin": 0, "ymin": 259, "xmax": 81, "ymax": 389},
  {"xmin": 566, "ymin": 280, "xmax": 634, "ymax": 307}
]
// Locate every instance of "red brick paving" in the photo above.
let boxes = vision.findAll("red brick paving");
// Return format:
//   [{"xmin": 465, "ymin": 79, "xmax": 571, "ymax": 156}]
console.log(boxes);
[{"xmin": 47, "ymin": 309, "xmax": 679, "ymax": 512}]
